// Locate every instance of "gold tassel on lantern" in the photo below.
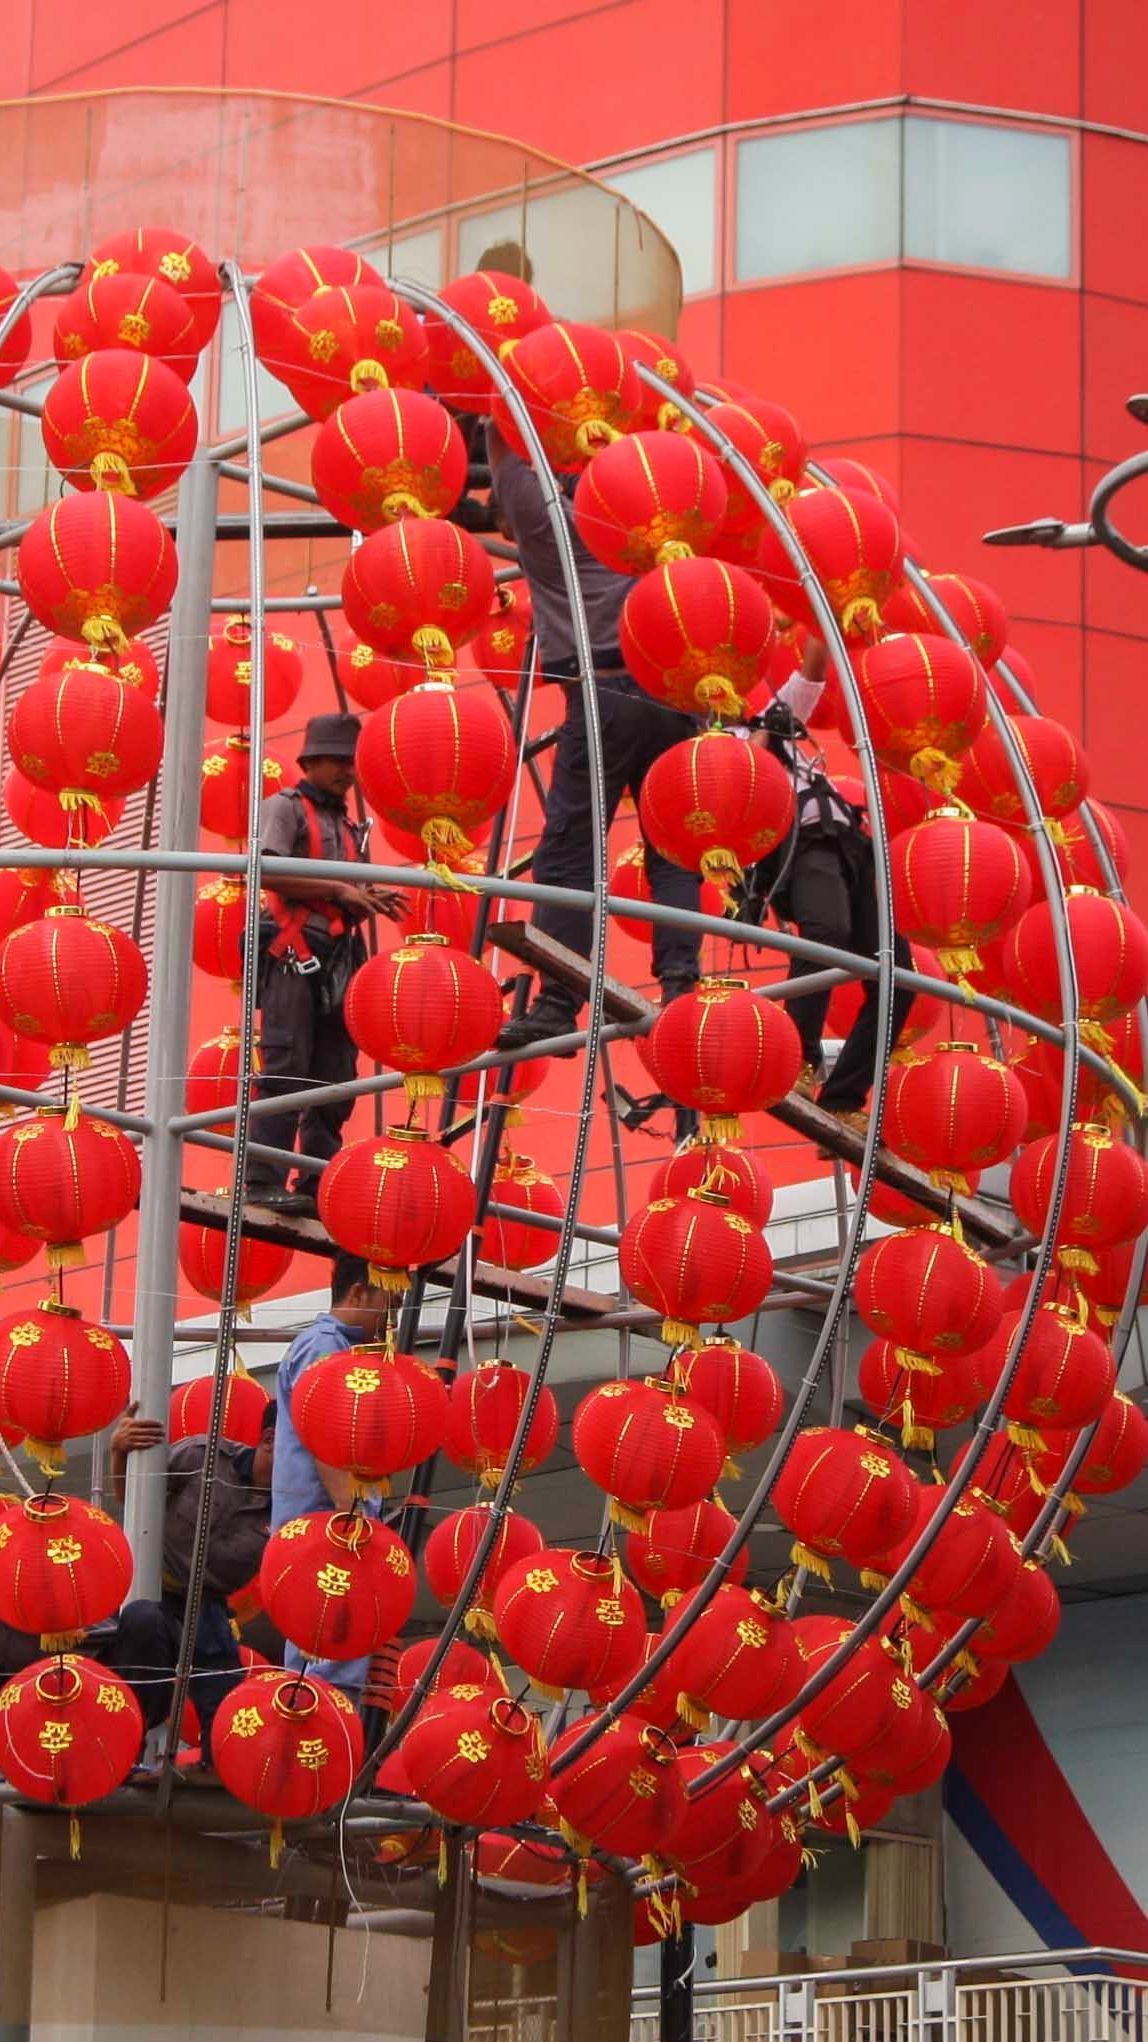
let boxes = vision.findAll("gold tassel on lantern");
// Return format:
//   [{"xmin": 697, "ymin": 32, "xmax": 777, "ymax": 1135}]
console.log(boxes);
[
  {"xmin": 48, "ymin": 1044, "xmax": 92, "ymax": 1073},
  {"xmin": 403, "ymin": 1073, "xmax": 445, "ymax": 1105},
  {"xmin": 700, "ymin": 1113, "xmax": 744, "ymax": 1144},
  {"xmin": 69, "ymin": 1815, "xmax": 82, "ymax": 1861},
  {"xmin": 45, "ymin": 1242, "xmax": 85, "ymax": 1273},
  {"xmin": 63, "ymin": 1091, "xmax": 82, "ymax": 1134},
  {"xmin": 693, "ymin": 673, "xmax": 747, "ymax": 721},
  {"xmin": 367, "ymin": 1265, "xmax": 411, "ymax": 1295},
  {"xmin": 575, "ymin": 1862, "xmax": 589, "ymax": 1918},
  {"xmin": 560, "ymin": 1818, "xmax": 592, "ymax": 1858},
  {"xmin": 1058, "ymin": 1247, "xmax": 1100, "ymax": 1276},
  {"xmin": 790, "ymin": 1541, "xmax": 833, "ymax": 1583},
  {"xmin": 437, "ymin": 1834, "xmax": 449, "ymax": 1887},
  {"xmin": 463, "ymin": 1606, "xmax": 498, "ymax": 1641},
  {"xmin": 675, "ymin": 1692, "xmax": 711, "ymax": 1733},
  {"xmin": 269, "ymin": 1822, "xmax": 284, "ymax": 1870},
  {"xmin": 845, "ymin": 1810, "xmax": 862, "ymax": 1849},
  {"xmin": 899, "ymin": 1594, "xmax": 933, "ymax": 1629},
  {"xmin": 608, "ymin": 1498, "xmax": 648, "ymax": 1535},
  {"xmin": 908, "ymin": 748, "xmax": 962, "ymax": 797},
  {"xmin": 1006, "ymin": 1422, "xmax": 1047, "ymax": 1452},
  {"xmin": 697, "ymin": 847, "xmax": 744, "ymax": 916},
  {"xmin": 24, "ymin": 1439, "xmax": 66, "ymax": 1479},
  {"xmin": 894, "ymin": 1347, "xmax": 942, "ymax": 1377},
  {"xmin": 804, "ymin": 1773, "xmax": 824, "ymax": 1820},
  {"xmin": 859, "ymin": 1567, "xmax": 890, "ymax": 1592},
  {"xmin": 661, "ymin": 1318, "xmax": 701, "ymax": 1351}
]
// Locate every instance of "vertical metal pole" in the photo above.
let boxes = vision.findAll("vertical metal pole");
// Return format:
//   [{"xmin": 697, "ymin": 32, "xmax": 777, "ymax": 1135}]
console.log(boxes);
[
  {"xmin": 122, "ymin": 454, "xmax": 218, "ymax": 1597},
  {"xmin": 0, "ymin": 1809, "xmax": 36, "ymax": 2042},
  {"xmin": 425, "ymin": 1831, "xmax": 470, "ymax": 2042},
  {"xmin": 660, "ymin": 1924, "xmax": 696, "ymax": 2042}
]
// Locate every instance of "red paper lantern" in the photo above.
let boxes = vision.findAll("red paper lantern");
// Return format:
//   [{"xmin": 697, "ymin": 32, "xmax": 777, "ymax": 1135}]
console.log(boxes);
[
  {"xmin": 343, "ymin": 519, "xmax": 495, "ymax": 677},
  {"xmin": 1037, "ymin": 1392, "xmax": 1148, "ymax": 1498},
  {"xmin": 0, "ymin": 1493, "xmax": 131, "ymax": 1641},
  {"xmin": 178, "ymin": 1218, "xmax": 294, "ymax": 1314},
  {"xmin": 981, "ymin": 1302, "xmax": 1117, "ymax": 1442},
  {"xmin": 169, "ymin": 1370, "xmax": 270, "ymax": 1447},
  {"xmin": 974, "ymin": 1560, "xmax": 1060, "ymax": 1662},
  {"xmin": 877, "ymin": 766, "xmax": 934, "ymax": 838},
  {"xmin": 0, "ymin": 1106, "xmax": 140, "ymax": 1268},
  {"xmin": 251, "ymin": 244, "xmax": 373, "ymax": 357},
  {"xmin": 312, "ymin": 388, "xmax": 467, "ymax": 531},
  {"xmin": 957, "ymin": 714, "xmax": 1089, "ymax": 824},
  {"xmin": 492, "ymin": 320, "xmax": 640, "ymax": 468},
  {"xmin": 355, "ymin": 684, "xmax": 515, "ymax": 865},
  {"xmin": 492, "ymin": 1546, "xmax": 646, "ymax": 1696},
  {"xmin": 317, "ymin": 1126, "xmax": 476, "ymax": 1292},
  {"xmin": 883, "ymin": 1485, "xmax": 1023, "ymax": 1623},
  {"xmin": 54, "ymin": 271, "xmax": 200, "ymax": 381},
  {"xmin": 707, "ymin": 397, "xmax": 807, "ymax": 526},
  {"xmin": 260, "ymin": 1510, "xmax": 416, "ymax": 1659},
  {"xmin": 791, "ymin": 1616, "xmax": 918, "ymax": 1762},
  {"xmin": 344, "ymin": 934, "xmax": 502, "ymax": 1102},
  {"xmin": 639, "ymin": 730, "xmax": 795, "ymax": 903},
  {"xmin": 573, "ymin": 1378, "xmax": 726, "ymax": 1524},
  {"xmin": 392, "ymin": 1636, "xmax": 501, "ymax": 1710},
  {"xmin": 200, "ymin": 737, "xmax": 289, "ymax": 840},
  {"xmin": 883, "ymin": 572, "xmax": 1009, "ymax": 665},
  {"xmin": 946, "ymin": 1433, "xmax": 1035, "ymax": 1525},
  {"xmin": 668, "ymin": 1742, "xmax": 779, "ymax": 1886},
  {"xmin": 192, "ymin": 881, "xmax": 258, "ymax": 982},
  {"xmin": 756, "ymin": 486, "xmax": 902, "ymax": 640},
  {"xmin": 478, "ymin": 1153, "xmax": 564, "ymax": 1270},
  {"xmin": 473, "ymin": 583, "xmax": 535, "ymax": 689},
  {"xmin": 84, "ymin": 228, "xmax": 220, "ymax": 345},
  {"xmin": 620, "ymin": 556, "xmax": 774, "ymax": 720},
  {"xmin": 423, "ymin": 269, "xmax": 550, "ymax": 412},
  {"xmin": 1076, "ymin": 1244, "xmax": 1148, "ymax": 1331},
  {"xmin": 855, "ymin": 1226, "xmax": 1004, "ymax": 1365},
  {"xmin": 0, "ymin": 266, "xmax": 31, "ymax": 388},
  {"xmin": 669, "ymin": 1336, "xmax": 784, "ymax": 1461},
  {"xmin": 475, "ymin": 1832, "xmax": 578, "ymax": 1888},
  {"xmin": 0, "ymin": 863, "xmax": 79, "ymax": 932},
  {"xmin": 626, "ymin": 1497, "xmax": 748, "ymax": 1606},
  {"xmin": 5, "ymin": 771, "xmax": 123, "ymax": 849},
  {"xmin": 185, "ymin": 1026, "xmax": 262, "ymax": 1129},
  {"xmin": 858, "ymin": 1338, "xmax": 991, "ymax": 1451},
  {"xmin": 772, "ymin": 1426, "xmax": 919, "ymax": 1579},
  {"xmin": 850, "ymin": 1168, "xmax": 984, "ymax": 1235},
  {"xmin": 589, "ymin": 1629, "xmax": 695, "ymax": 1739},
  {"xmin": 854, "ymin": 1689, "xmax": 952, "ymax": 1795},
  {"xmin": 334, "ymin": 637, "xmax": 407, "ymax": 709},
  {"xmin": 0, "ymin": 1654, "xmax": 142, "ymax": 1807},
  {"xmin": 1005, "ymin": 890, "xmax": 1148, "ymax": 1029},
  {"xmin": 0, "ymin": 906, "xmax": 148, "ymax": 1071},
  {"xmin": 891, "ymin": 806, "xmax": 1032, "ymax": 976},
  {"xmin": 573, "ymin": 431, "xmax": 728, "ymax": 575},
  {"xmin": 850, "ymin": 633, "xmax": 987, "ymax": 792},
  {"xmin": 616, "ymin": 327, "xmax": 695, "ymax": 430},
  {"xmin": 453, "ymin": 1009, "xmax": 551, "ymax": 1111},
  {"xmin": 206, "ymin": 615, "xmax": 304, "ymax": 727},
  {"xmin": 442, "ymin": 1359, "xmax": 559, "ymax": 1490},
  {"xmin": 1045, "ymin": 799, "xmax": 1130, "ymax": 892},
  {"xmin": 290, "ymin": 1341, "xmax": 447, "ymax": 1487},
  {"xmin": 619, "ymin": 1189, "xmax": 773, "ymax": 1348},
  {"xmin": 1010, "ymin": 1123, "xmax": 1148, "ymax": 1272},
  {"xmin": 424, "ymin": 1504, "xmax": 544, "ymax": 1637},
  {"xmin": 814, "ymin": 458, "xmax": 900, "ymax": 514},
  {"xmin": 650, "ymin": 1137, "xmax": 773, "ymax": 1227},
  {"xmin": 643, "ymin": 975, "xmax": 803, "ymax": 1138},
  {"xmin": 0, "ymin": 1303, "xmax": 129, "ymax": 1472},
  {"xmin": 18, "ymin": 494, "xmax": 178, "ymax": 653},
  {"xmin": 939, "ymin": 1656, "xmax": 1010, "ymax": 1713},
  {"xmin": 278, "ymin": 282, "xmax": 428, "ymax": 418},
  {"xmin": 883, "ymin": 1042, "xmax": 1028, "ymax": 1185},
  {"xmin": 549, "ymin": 1714, "xmax": 686, "ymax": 1855},
  {"xmin": 42, "ymin": 351, "xmax": 197, "ymax": 499},
  {"xmin": 10, "ymin": 665, "xmax": 164, "ymax": 802},
  {"xmin": 214, "ymin": 1667, "xmax": 364, "ymax": 1827},
  {"xmin": 399, "ymin": 1686, "xmax": 548, "ymax": 1824},
  {"xmin": 663, "ymin": 1584, "xmax": 798, "ymax": 1727},
  {"xmin": 610, "ymin": 840, "xmax": 723, "ymax": 943}
]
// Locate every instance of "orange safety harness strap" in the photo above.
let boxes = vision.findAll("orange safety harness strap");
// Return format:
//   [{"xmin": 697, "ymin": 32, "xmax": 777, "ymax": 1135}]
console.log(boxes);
[{"xmin": 265, "ymin": 786, "xmax": 360, "ymax": 963}]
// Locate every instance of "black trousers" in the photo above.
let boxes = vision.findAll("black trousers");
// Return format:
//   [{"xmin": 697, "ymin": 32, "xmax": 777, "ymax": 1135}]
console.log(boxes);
[
  {"xmin": 247, "ymin": 959, "xmax": 358, "ymax": 1196},
  {"xmin": 532, "ymin": 672, "xmax": 702, "ymax": 1007},
  {"xmin": 783, "ymin": 834, "xmax": 914, "ymax": 1111},
  {"xmin": 98, "ymin": 1594, "xmax": 243, "ymax": 1761}
]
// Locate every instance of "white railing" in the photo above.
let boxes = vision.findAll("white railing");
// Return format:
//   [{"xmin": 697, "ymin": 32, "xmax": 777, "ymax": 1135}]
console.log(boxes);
[{"xmin": 631, "ymin": 1950, "xmax": 1148, "ymax": 2042}]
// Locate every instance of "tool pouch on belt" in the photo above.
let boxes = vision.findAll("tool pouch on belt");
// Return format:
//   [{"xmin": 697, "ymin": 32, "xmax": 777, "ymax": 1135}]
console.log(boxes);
[{"xmin": 315, "ymin": 931, "xmax": 366, "ymax": 1016}]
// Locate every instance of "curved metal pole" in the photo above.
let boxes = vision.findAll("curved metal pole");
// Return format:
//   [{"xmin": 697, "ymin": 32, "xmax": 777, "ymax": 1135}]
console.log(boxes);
[
  {"xmin": 0, "ymin": 261, "xmax": 82, "ymax": 355},
  {"xmin": 362, "ymin": 278, "xmax": 613, "ymax": 1778},
  {"xmin": 1089, "ymin": 450, "xmax": 1148, "ymax": 573},
  {"xmin": 157, "ymin": 260, "xmax": 271, "ymax": 1798},
  {"xmin": 551, "ymin": 367, "xmax": 905, "ymax": 1778}
]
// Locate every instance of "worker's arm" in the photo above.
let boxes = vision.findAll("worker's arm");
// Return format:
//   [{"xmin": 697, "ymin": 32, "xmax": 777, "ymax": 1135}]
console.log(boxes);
[
  {"xmin": 109, "ymin": 1401, "xmax": 166, "ymax": 1505},
  {"xmin": 316, "ymin": 1462, "xmax": 357, "ymax": 1515},
  {"xmin": 776, "ymin": 635, "xmax": 828, "ymax": 725},
  {"xmin": 260, "ymin": 796, "xmax": 404, "ymax": 919}
]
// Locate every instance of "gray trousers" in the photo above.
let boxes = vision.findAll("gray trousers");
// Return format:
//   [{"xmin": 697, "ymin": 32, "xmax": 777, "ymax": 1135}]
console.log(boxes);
[{"xmin": 247, "ymin": 958, "xmax": 357, "ymax": 1195}]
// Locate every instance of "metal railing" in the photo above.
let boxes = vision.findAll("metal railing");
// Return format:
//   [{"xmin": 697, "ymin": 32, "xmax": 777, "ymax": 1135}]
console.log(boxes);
[{"xmin": 630, "ymin": 1951, "xmax": 1148, "ymax": 2042}]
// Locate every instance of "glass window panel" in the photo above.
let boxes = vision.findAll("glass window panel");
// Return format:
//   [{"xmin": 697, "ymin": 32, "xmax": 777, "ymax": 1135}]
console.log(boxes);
[
  {"xmin": 16, "ymin": 374, "xmax": 55, "ymax": 516},
  {"xmin": 904, "ymin": 116, "xmax": 1071, "ymax": 278},
  {"xmin": 604, "ymin": 150, "xmax": 716, "ymax": 297},
  {"xmin": 736, "ymin": 120, "xmax": 901, "ymax": 280},
  {"xmin": 363, "ymin": 227, "xmax": 444, "ymax": 289},
  {"xmin": 458, "ymin": 174, "xmax": 694, "ymax": 323},
  {"xmin": 216, "ymin": 297, "xmax": 293, "ymax": 435}
]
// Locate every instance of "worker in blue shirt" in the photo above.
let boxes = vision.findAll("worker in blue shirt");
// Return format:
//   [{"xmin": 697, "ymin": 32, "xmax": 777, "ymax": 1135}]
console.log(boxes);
[{"xmin": 273, "ymin": 1252, "xmax": 388, "ymax": 1700}]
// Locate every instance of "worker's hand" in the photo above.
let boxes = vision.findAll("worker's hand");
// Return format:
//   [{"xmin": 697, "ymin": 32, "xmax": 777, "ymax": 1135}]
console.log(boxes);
[
  {"xmin": 363, "ymin": 884, "xmax": 408, "ymax": 922},
  {"xmin": 335, "ymin": 882, "xmax": 378, "ymax": 916},
  {"xmin": 802, "ymin": 636, "xmax": 828, "ymax": 684},
  {"xmin": 110, "ymin": 1402, "xmax": 165, "ymax": 1460}
]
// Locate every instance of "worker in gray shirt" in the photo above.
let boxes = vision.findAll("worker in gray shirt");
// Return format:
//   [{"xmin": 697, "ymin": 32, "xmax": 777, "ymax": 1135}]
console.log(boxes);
[{"xmin": 488, "ymin": 422, "xmax": 702, "ymax": 1054}]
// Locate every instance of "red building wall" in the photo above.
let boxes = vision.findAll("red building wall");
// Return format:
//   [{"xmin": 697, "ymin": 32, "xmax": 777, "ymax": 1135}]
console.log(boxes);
[{"xmin": 0, "ymin": 0, "xmax": 1143, "ymax": 1325}]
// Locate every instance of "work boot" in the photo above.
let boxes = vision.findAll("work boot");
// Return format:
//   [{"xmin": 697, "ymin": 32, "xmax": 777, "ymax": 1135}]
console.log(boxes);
[
  {"xmin": 496, "ymin": 992, "xmax": 580, "ymax": 1057},
  {"xmin": 659, "ymin": 975, "xmax": 699, "ymax": 1008},
  {"xmin": 246, "ymin": 1186, "xmax": 318, "ymax": 1218}
]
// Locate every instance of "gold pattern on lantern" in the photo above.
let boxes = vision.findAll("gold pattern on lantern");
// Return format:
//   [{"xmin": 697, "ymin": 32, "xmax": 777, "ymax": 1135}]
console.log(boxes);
[
  {"xmin": 524, "ymin": 1568, "xmax": 559, "ymax": 1594},
  {"xmin": 316, "ymin": 1564, "xmax": 352, "ymax": 1597},
  {"xmin": 277, "ymin": 1518, "xmax": 309, "ymax": 1541},
  {"xmin": 735, "ymin": 1618, "xmax": 769, "ymax": 1650},
  {"xmin": 891, "ymin": 1678, "xmax": 915, "ymax": 1710},
  {"xmin": 737, "ymin": 1798, "xmax": 759, "ymax": 1832},
  {"xmin": 159, "ymin": 251, "xmax": 192, "ymax": 284},
  {"xmin": 297, "ymin": 1738, "xmax": 329, "ymax": 1770},
  {"xmin": 8, "ymin": 1323, "xmax": 42, "ymax": 1347},
  {"xmin": 457, "ymin": 1730, "xmax": 490, "ymax": 1764},
  {"xmin": 47, "ymin": 1537, "xmax": 84, "ymax": 1566},
  {"xmin": 96, "ymin": 1684, "xmax": 128, "ymax": 1712},
  {"xmin": 629, "ymin": 1768, "xmax": 658, "ymax": 1799},
  {"xmin": 596, "ymin": 1597, "xmax": 626, "ymax": 1628},
  {"xmin": 344, "ymin": 1367, "xmax": 381, "ymax": 1395},
  {"xmin": 230, "ymin": 1707, "xmax": 265, "ymax": 1738},
  {"xmin": 663, "ymin": 1405, "xmax": 695, "ymax": 1431},
  {"xmin": 859, "ymin": 1452, "xmax": 891, "ymax": 1479},
  {"xmin": 38, "ymin": 1721, "xmax": 73, "ymax": 1753}
]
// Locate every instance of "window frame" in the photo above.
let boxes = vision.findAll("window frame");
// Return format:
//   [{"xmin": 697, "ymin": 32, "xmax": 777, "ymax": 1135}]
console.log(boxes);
[{"xmin": 600, "ymin": 141, "xmax": 723, "ymax": 303}]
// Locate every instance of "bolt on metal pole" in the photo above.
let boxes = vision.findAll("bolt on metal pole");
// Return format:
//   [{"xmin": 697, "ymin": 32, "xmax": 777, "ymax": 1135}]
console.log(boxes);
[{"xmin": 122, "ymin": 452, "xmax": 218, "ymax": 1597}]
